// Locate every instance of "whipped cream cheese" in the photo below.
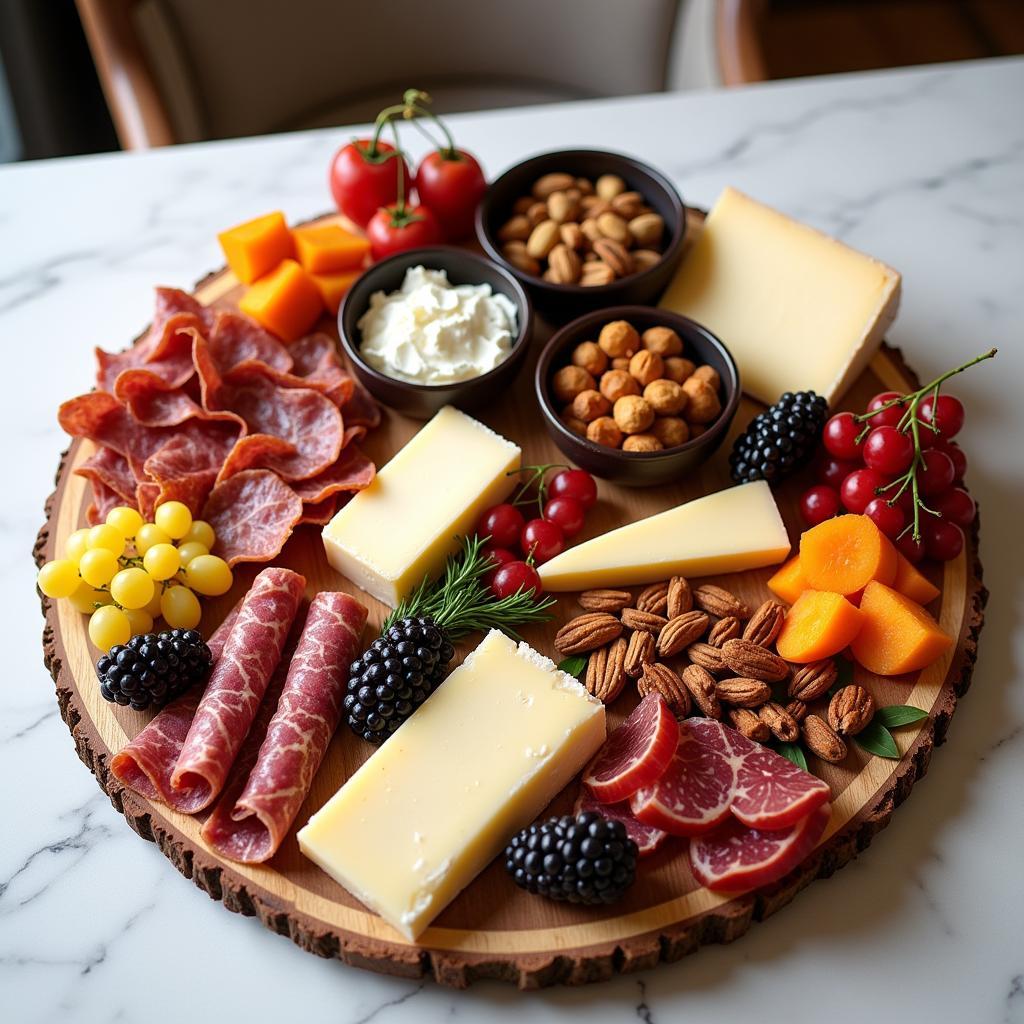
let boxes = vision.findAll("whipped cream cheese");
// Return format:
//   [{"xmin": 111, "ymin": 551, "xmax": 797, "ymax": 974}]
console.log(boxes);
[{"xmin": 357, "ymin": 265, "xmax": 518, "ymax": 385}]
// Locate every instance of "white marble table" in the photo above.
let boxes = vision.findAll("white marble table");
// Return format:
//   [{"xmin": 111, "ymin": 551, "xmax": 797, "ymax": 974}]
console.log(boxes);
[{"xmin": 3, "ymin": 56, "xmax": 1023, "ymax": 1024}]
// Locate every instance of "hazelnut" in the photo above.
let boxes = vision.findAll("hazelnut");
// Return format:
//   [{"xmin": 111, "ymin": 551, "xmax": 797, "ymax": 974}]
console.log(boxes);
[
  {"xmin": 642, "ymin": 326, "xmax": 684, "ymax": 357},
  {"xmin": 552, "ymin": 364, "xmax": 595, "ymax": 404},
  {"xmin": 628, "ymin": 350, "xmax": 664, "ymax": 387},
  {"xmin": 586, "ymin": 416, "xmax": 623, "ymax": 448},
  {"xmin": 644, "ymin": 379, "xmax": 687, "ymax": 415},
  {"xmin": 613, "ymin": 395, "xmax": 655, "ymax": 435},
  {"xmin": 611, "ymin": 357, "xmax": 631, "ymax": 372},
  {"xmin": 599, "ymin": 368, "xmax": 641, "ymax": 403},
  {"xmin": 623, "ymin": 433, "xmax": 663, "ymax": 452},
  {"xmin": 572, "ymin": 389, "xmax": 611, "ymax": 423},
  {"xmin": 664, "ymin": 357, "xmax": 696, "ymax": 384},
  {"xmin": 571, "ymin": 341, "xmax": 608, "ymax": 377},
  {"xmin": 652, "ymin": 416, "xmax": 690, "ymax": 448},
  {"xmin": 598, "ymin": 320, "xmax": 641, "ymax": 358},
  {"xmin": 692, "ymin": 364, "xmax": 722, "ymax": 391},
  {"xmin": 682, "ymin": 378, "xmax": 722, "ymax": 424},
  {"xmin": 562, "ymin": 414, "xmax": 588, "ymax": 436}
]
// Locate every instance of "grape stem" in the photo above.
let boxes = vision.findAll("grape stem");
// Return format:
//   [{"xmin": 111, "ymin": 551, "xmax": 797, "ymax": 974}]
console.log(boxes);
[
  {"xmin": 854, "ymin": 347, "xmax": 996, "ymax": 541},
  {"xmin": 507, "ymin": 463, "xmax": 569, "ymax": 517}
]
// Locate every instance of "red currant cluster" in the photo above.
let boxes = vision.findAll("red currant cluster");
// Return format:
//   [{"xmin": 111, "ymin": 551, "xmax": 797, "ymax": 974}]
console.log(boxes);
[{"xmin": 476, "ymin": 467, "xmax": 598, "ymax": 599}]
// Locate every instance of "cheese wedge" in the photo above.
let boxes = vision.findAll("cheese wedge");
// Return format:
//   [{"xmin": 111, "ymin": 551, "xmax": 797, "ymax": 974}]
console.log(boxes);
[
  {"xmin": 660, "ymin": 187, "xmax": 901, "ymax": 405},
  {"xmin": 538, "ymin": 480, "xmax": 790, "ymax": 591},
  {"xmin": 322, "ymin": 406, "xmax": 520, "ymax": 606},
  {"xmin": 297, "ymin": 630, "xmax": 605, "ymax": 941}
]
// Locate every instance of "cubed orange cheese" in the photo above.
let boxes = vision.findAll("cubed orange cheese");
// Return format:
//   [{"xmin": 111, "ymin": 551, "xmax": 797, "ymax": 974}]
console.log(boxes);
[
  {"xmin": 767, "ymin": 555, "xmax": 808, "ymax": 606},
  {"xmin": 850, "ymin": 582, "xmax": 952, "ymax": 676},
  {"xmin": 892, "ymin": 552, "xmax": 941, "ymax": 606},
  {"xmin": 239, "ymin": 259, "xmax": 324, "ymax": 342},
  {"xmin": 293, "ymin": 224, "xmax": 371, "ymax": 274},
  {"xmin": 218, "ymin": 211, "xmax": 294, "ymax": 284},
  {"xmin": 311, "ymin": 270, "xmax": 361, "ymax": 316}
]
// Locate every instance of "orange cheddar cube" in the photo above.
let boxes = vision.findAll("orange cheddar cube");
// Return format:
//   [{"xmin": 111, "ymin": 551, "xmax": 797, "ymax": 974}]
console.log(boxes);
[
  {"xmin": 311, "ymin": 270, "xmax": 361, "ymax": 316},
  {"xmin": 293, "ymin": 224, "xmax": 371, "ymax": 274},
  {"xmin": 892, "ymin": 552, "xmax": 941, "ymax": 606},
  {"xmin": 239, "ymin": 259, "xmax": 324, "ymax": 342},
  {"xmin": 218, "ymin": 211, "xmax": 295, "ymax": 284},
  {"xmin": 776, "ymin": 589, "xmax": 864, "ymax": 663},
  {"xmin": 799, "ymin": 514, "xmax": 897, "ymax": 598},
  {"xmin": 767, "ymin": 554, "xmax": 808, "ymax": 606}
]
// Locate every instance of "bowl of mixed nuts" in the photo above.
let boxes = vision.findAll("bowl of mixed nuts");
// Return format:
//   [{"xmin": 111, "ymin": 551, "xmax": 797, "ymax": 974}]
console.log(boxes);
[
  {"xmin": 535, "ymin": 307, "xmax": 739, "ymax": 485},
  {"xmin": 476, "ymin": 149, "xmax": 686, "ymax": 317}
]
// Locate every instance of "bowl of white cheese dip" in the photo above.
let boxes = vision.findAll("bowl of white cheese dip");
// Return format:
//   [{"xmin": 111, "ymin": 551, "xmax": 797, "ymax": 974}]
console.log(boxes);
[{"xmin": 339, "ymin": 246, "xmax": 532, "ymax": 419}]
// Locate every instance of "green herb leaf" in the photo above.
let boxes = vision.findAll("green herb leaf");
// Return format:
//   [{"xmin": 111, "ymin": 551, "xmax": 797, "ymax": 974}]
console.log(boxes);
[
  {"xmin": 557, "ymin": 656, "xmax": 587, "ymax": 680},
  {"xmin": 874, "ymin": 704, "xmax": 928, "ymax": 728},
  {"xmin": 775, "ymin": 741, "xmax": 809, "ymax": 771},
  {"xmin": 854, "ymin": 721, "xmax": 900, "ymax": 759}
]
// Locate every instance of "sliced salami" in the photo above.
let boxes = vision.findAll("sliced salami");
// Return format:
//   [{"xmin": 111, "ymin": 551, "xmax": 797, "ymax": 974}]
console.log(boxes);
[
  {"xmin": 170, "ymin": 567, "xmax": 306, "ymax": 812},
  {"xmin": 202, "ymin": 591, "xmax": 367, "ymax": 863}
]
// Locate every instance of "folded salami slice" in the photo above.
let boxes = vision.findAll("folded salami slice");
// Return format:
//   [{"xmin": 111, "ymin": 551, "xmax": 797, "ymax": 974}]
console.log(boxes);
[
  {"xmin": 201, "ymin": 591, "xmax": 367, "ymax": 863},
  {"xmin": 110, "ymin": 604, "xmax": 240, "ymax": 804},
  {"xmin": 170, "ymin": 567, "xmax": 306, "ymax": 813}
]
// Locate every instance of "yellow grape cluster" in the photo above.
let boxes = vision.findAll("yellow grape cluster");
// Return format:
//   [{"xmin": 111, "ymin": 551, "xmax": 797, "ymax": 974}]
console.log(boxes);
[{"xmin": 37, "ymin": 501, "xmax": 234, "ymax": 652}]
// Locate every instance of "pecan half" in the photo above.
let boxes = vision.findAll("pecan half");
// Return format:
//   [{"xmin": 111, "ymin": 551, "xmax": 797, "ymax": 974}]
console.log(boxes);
[
  {"xmin": 802, "ymin": 715, "xmax": 848, "ymax": 762},
  {"xmin": 585, "ymin": 637, "xmax": 628, "ymax": 704},
  {"xmin": 693, "ymin": 584, "xmax": 750, "ymax": 620},
  {"xmin": 828, "ymin": 684, "xmax": 876, "ymax": 736},
  {"xmin": 785, "ymin": 699, "xmax": 809, "ymax": 723},
  {"xmin": 637, "ymin": 662, "xmax": 691, "ymax": 716},
  {"xmin": 728, "ymin": 707, "xmax": 770, "ymax": 742},
  {"xmin": 624, "ymin": 629, "xmax": 655, "ymax": 679},
  {"xmin": 721, "ymin": 639, "xmax": 789, "ymax": 682},
  {"xmin": 687, "ymin": 641, "xmax": 726, "ymax": 674},
  {"xmin": 715, "ymin": 676, "xmax": 772, "ymax": 708},
  {"xmin": 657, "ymin": 611, "xmax": 710, "ymax": 657},
  {"xmin": 707, "ymin": 615, "xmax": 741, "ymax": 648},
  {"xmin": 742, "ymin": 600, "xmax": 787, "ymax": 647},
  {"xmin": 787, "ymin": 659, "xmax": 838, "ymax": 701},
  {"xmin": 578, "ymin": 588, "xmax": 633, "ymax": 613},
  {"xmin": 555, "ymin": 613, "xmax": 623, "ymax": 655},
  {"xmin": 758, "ymin": 701, "xmax": 800, "ymax": 743},
  {"xmin": 621, "ymin": 608, "xmax": 667, "ymax": 635},
  {"xmin": 681, "ymin": 664, "xmax": 721, "ymax": 719},
  {"xmin": 636, "ymin": 581, "xmax": 669, "ymax": 615},
  {"xmin": 666, "ymin": 576, "xmax": 693, "ymax": 617}
]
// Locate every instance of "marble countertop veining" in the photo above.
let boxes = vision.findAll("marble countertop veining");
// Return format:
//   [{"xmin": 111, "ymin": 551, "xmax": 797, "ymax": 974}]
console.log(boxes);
[{"xmin": 2, "ymin": 56, "xmax": 1023, "ymax": 1024}]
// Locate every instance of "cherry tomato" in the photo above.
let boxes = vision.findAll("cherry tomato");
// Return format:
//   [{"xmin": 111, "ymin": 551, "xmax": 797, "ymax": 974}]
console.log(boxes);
[
  {"xmin": 521, "ymin": 518, "xmax": 564, "ymax": 564},
  {"xmin": 916, "ymin": 448, "xmax": 955, "ymax": 497},
  {"xmin": 863, "ymin": 425, "xmax": 914, "ymax": 475},
  {"xmin": 366, "ymin": 203, "xmax": 443, "ymax": 260},
  {"xmin": 548, "ymin": 469, "xmax": 597, "ymax": 510},
  {"xmin": 543, "ymin": 496, "xmax": 585, "ymax": 538},
  {"xmin": 415, "ymin": 149, "xmax": 487, "ymax": 241},
  {"xmin": 799, "ymin": 485, "xmax": 840, "ymax": 527},
  {"xmin": 863, "ymin": 497, "xmax": 906, "ymax": 538},
  {"xmin": 822, "ymin": 412, "xmax": 864, "ymax": 461},
  {"xmin": 478, "ymin": 504, "xmax": 525, "ymax": 549},
  {"xmin": 840, "ymin": 468, "xmax": 887, "ymax": 514},
  {"xmin": 491, "ymin": 560, "xmax": 542, "ymax": 600},
  {"xmin": 926, "ymin": 437, "xmax": 967, "ymax": 480},
  {"xmin": 815, "ymin": 455, "xmax": 861, "ymax": 490},
  {"xmin": 922, "ymin": 517, "xmax": 964, "ymax": 561},
  {"xmin": 918, "ymin": 393, "xmax": 965, "ymax": 439},
  {"xmin": 865, "ymin": 391, "xmax": 908, "ymax": 429},
  {"xmin": 897, "ymin": 532, "xmax": 926, "ymax": 564},
  {"xmin": 932, "ymin": 487, "xmax": 976, "ymax": 528},
  {"xmin": 328, "ymin": 139, "xmax": 409, "ymax": 229}
]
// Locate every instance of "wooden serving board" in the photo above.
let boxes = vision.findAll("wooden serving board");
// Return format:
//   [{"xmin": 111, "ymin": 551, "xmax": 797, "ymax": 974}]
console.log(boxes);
[{"xmin": 36, "ymin": 213, "xmax": 986, "ymax": 988}]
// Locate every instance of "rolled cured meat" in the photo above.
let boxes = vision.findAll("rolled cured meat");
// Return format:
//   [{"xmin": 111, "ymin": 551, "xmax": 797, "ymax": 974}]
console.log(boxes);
[
  {"xmin": 110, "ymin": 603, "xmax": 240, "ymax": 805},
  {"xmin": 201, "ymin": 591, "xmax": 366, "ymax": 863},
  {"xmin": 170, "ymin": 566, "xmax": 306, "ymax": 813}
]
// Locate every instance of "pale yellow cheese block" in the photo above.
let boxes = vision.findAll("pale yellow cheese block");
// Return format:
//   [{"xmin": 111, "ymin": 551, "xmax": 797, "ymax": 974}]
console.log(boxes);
[
  {"xmin": 297, "ymin": 629, "xmax": 606, "ymax": 941},
  {"xmin": 537, "ymin": 480, "xmax": 790, "ymax": 590},
  {"xmin": 322, "ymin": 405, "xmax": 520, "ymax": 606},
  {"xmin": 660, "ymin": 186, "xmax": 901, "ymax": 405}
]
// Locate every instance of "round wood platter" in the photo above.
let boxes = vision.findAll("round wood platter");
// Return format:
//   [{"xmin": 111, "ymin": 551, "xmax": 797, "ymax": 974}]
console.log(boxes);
[{"xmin": 36, "ymin": 212, "xmax": 986, "ymax": 989}]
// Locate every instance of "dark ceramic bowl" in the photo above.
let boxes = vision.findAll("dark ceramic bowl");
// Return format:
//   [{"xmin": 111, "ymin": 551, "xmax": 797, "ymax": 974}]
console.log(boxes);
[
  {"xmin": 339, "ymin": 246, "xmax": 532, "ymax": 420},
  {"xmin": 535, "ymin": 307, "xmax": 740, "ymax": 487},
  {"xmin": 476, "ymin": 149, "xmax": 686, "ymax": 320}
]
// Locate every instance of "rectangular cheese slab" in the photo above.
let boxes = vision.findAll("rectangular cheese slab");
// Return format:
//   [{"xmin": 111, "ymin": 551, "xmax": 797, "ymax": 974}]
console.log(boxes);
[
  {"xmin": 538, "ymin": 481, "xmax": 790, "ymax": 591},
  {"xmin": 322, "ymin": 405, "xmax": 520, "ymax": 606},
  {"xmin": 297, "ymin": 630, "xmax": 605, "ymax": 941},
  {"xmin": 659, "ymin": 187, "xmax": 901, "ymax": 405}
]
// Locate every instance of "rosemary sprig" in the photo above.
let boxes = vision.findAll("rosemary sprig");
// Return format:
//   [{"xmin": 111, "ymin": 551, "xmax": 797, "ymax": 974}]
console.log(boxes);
[{"xmin": 384, "ymin": 534, "xmax": 555, "ymax": 640}]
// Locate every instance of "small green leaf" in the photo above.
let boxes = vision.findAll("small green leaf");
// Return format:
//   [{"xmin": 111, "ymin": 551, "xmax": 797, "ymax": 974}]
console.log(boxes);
[
  {"xmin": 874, "ymin": 704, "xmax": 929, "ymax": 728},
  {"xmin": 854, "ymin": 721, "xmax": 900, "ymax": 759},
  {"xmin": 557, "ymin": 655, "xmax": 587, "ymax": 680},
  {"xmin": 775, "ymin": 741, "xmax": 809, "ymax": 772}
]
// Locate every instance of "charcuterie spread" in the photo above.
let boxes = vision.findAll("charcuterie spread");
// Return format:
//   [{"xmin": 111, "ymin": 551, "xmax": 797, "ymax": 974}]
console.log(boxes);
[{"xmin": 35, "ymin": 87, "xmax": 994, "ymax": 988}]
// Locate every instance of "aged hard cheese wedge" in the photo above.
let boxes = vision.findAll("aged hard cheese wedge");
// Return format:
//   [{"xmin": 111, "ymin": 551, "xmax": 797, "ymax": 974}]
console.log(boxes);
[
  {"xmin": 538, "ymin": 481, "xmax": 790, "ymax": 591},
  {"xmin": 297, "ymin": 630, "xmax": 605, "ymax": 941},
  {"xmin": 660, "ymin": 187, "xmax": 901, "ymax": 405},
  {"xmin": 322, "ymin": 406, "xmax": 520, "ymax": 606}
]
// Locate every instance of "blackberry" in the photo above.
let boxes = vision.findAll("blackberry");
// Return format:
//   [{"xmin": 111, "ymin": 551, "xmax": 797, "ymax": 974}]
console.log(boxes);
[
  {"xmin": 96, "ymin": 628, "xmax": 212, "ymax": 711},
  {"xmin": 730, "ymin": 390, "xmax": 829, "ymax": 484},
  {"xmin": 505, "ymin": 811, "xmax": 638, "ymax": 905},
  {"xmin": 344, "ymin": 616, "xmax": 454, "ymax": 745}
]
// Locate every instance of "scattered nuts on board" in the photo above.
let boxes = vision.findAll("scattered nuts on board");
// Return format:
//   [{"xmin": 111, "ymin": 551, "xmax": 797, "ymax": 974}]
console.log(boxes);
[
  {"xmin": 637, "ymin": 662, "xmax": 691, "ymax": 716},
  {"xmin": 828, "ymin": 684, "xmax": 876, "ymax": 736},
  {"xmin": 555, "ymin": 613, "xmax": 623, "ymax": 654},
  {"xmin": 585, "ymin": 637, "xmax": 628, "ymax": 704},
  {"xmin": 625, "ymin": 629, "xmax": 656, "ymax": 679},
  {"xmin": 707, "ymin": 615, "xmax": 742, "ymax": 647},
  {"xmin": 802, "ymin": 715, "xmax": 848, "ymax": 763},
  {"xmin": 578, "ymin": 588, "xmax": 633, "ymax": 612}
]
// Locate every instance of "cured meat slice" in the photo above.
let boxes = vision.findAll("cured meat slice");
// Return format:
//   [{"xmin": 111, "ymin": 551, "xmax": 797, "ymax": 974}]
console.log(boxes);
[
  {"xmin": 343, "ymin": 379, "xmax": 382, "ymax": 430},
  {"xmin": 288, "ymin": 443, "xmax": 375, "ymax": 504},
  {"xmin": 110, "ymin": 605, "xmax": 240, "ymax": 804},
  {"xmin": 574, "ymin": 789, "xmax": 668, "ymax": 857},
  {"xmin": 689, "ymin": 801, "xmax": 831, "ymax": 892},
  {"xmin": 202, "ymin": 470, "xmax": 304, "ymax": 566},
  {"xmin": 582, "ymin": 694, "xmax": 679, "ymax": 803},
  {"xmin": 201, "ymin": 591, "xmax": 367, "ymax": 863},
  {"xmin": 76, "ymin": 447, "xmax": 136, "ymax": 503},
  {"xmin": 207, "ymin": 311, "xmax": 292, "ymax": 374},
  {"xmin": 296, "ymin": 494, "xmax": 339, "ymax": 525},
  {"xmin": 170, "ymin": 567, "xmax": 306, "ymax": 813}
]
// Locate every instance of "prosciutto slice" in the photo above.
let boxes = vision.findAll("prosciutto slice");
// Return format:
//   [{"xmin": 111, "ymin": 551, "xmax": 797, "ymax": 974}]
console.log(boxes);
[
  {"xmin": 202, "ymin": 592, "xmax": 366, "ymax": 863},
  {"xmin": 170, "ymin": 567, "xmax": 305, "ymax": 812},
  {"xmin": 109, "ymin": 604, "xmax": 240, "ymax": 804}
]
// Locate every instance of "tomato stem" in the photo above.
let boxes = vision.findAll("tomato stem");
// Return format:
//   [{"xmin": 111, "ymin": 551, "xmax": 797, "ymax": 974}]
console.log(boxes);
[{"xmin": 402, "ymin": 88, "xmax": 459, "ymax": 158}]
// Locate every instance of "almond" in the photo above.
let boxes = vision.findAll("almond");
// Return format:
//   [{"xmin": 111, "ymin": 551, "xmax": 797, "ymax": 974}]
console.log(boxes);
[
  {"xmin": 593, "ymin": 238, "xmax": 633, "ymax": 277},
  {"xmin": 721, "ymin": 638, "xmax": 789, "ymax": 682},
  {"xmin": 580, "ymin": 260, "xmax": 615, "ymax": 286},
  {"xmin": 502, "ymin": 245, "xmax": 541, "ymax": 276},
  {"xmin": 554, "ymin": 613, "xmax": 622, "ymax": 655},
  {"xmin": 532, "ymin": 172, "xmax": 576, "ymax": 199},
  {"xmin": 637, "ymin": 662, "xmax": 691, "ymax": 716},
  {"xmin": 707, "ymin": 615, "xmax": 742, "ymax": 647},
  {"xmin": 578, "ymin": 588, "xmax": 633, "ymax": 613},
  {"xmin": 787, "ymin": 659, "xmax": 838, "ymax": 701},
  {"xmin": 498, "ymin": 215, "xmax": 531, "ymax": 242},
  {"xmin": 585, "ymin": 637, "xmax": 628, "ymax": 704},
  {"xmin": 596, "ymin": 173, "xmax": 625, "ymax": 200},
  {"xmin": 681, "ymin": 664, "xmax": 722, "ymax": 719},
  {"xmin": 560, "ymin": 223, "xmax": 585, "ymax": 251},
  {"xmin": 624, "ymin": 629, "xmax": 655, "ymax": 679},
  {"xmin": 667, "ymin": 576, "xmax": 693, "ymax": 617},
  {"xmin": 632, "ymin": 248, "xmax": 662, "ymax": 272},
  {"xmin": 828, "ymin": 684, "xmax": 876, "ymax": 736},
  {"xmin": 596, "ymin": 211, "xmax": 630, "ymax": 245},
  {"xmin": 657, "ymin": 611, "xmax": 710, "ymax": 657},
  {"xmin": 611, "ymin": 190, "xmax": 644, "ymax": 219},
  {"xmin": 758, "ymin": 702, "xmax": 800, "ymax": 743},
  {"xmin": 686, "ymin": 641, "xmax": 726, "ymax": 675},
  {"xmin": 742, "ymin": 600, "xmax": 787, "ymax": 647},
  {"xmin": 621, "ymin": 607, "xmax": 667, "ymax": 636},
  {"xmin": 802, "ymin": 714, "xmax": 848, "ymax": 762},
  {"xmin": 526, "ymin": 200, "xmax": 549, "ymax": 226},
  {"xmin": 728, "ymin": 707, "xmax": 770, "ymax": 742},
  {"xmin": 715, "ymin": 677, "xmax": 772, "ymax": 708},
  {"xmin": 548, "ymin": 243, "xmax": 582, "ymax": 284},
  {"xmin": 693, "ymin": 584, "xmax": 750, "ymax": 620},
  {"xmin": 628, "ymin": 212, "xmax": 664, "ymax": 247},
  {"xmin": 526, "ymin": 219, "xmax": 560, "ymax": 259},
  {"xmin": 547, "ymin": 190, "xmax": 578, "ymax": 224},
  {"xmin": 636, "ymin": 581, "xmax": 669, "ymax": 615}
]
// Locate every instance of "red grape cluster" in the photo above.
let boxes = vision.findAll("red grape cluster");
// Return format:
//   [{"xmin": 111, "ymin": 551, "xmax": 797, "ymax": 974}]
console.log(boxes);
[
  {"xmin": 476, "ymin": 468, "xmax": 598, "ymax": 599},
  {"xmin": 801, "ymin": 390, "xmax": 975, "ymax": 564}
]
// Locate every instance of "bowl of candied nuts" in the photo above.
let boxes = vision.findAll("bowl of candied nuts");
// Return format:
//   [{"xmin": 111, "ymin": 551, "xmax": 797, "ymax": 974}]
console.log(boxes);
[
  {"xmin": 476, "ymin": 149, "xmax": 686, "ymax": 318},
  {"xmin": 535, "ymin": 307, "xmax": 740, "ymax": 485}
]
